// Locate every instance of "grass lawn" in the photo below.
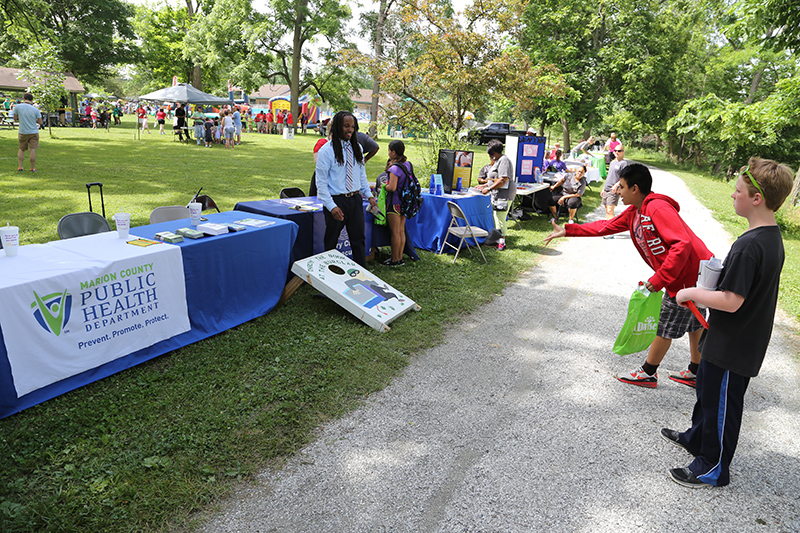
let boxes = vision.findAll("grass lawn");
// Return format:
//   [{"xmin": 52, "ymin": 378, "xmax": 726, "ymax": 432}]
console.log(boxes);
[{"xmin": 0, "ymin": 121, "xmax": 600, "ymax": 532}]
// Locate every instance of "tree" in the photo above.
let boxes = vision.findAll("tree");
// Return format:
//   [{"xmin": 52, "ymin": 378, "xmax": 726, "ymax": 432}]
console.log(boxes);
[
  {"xmin": 132, "ymin": 4, "xmax": 199, "ymax": 93},
  {"xmin": 268, "ymin": 0, "xmax": 352, "ymax": 123},
  {"xmin": 183, "ymin": 0, "xmax": 272, "ymax": 94},
  {"xmin": 1, "ymin": 0, "xmax": 137, "ymax": 84},
  {"xmin": 360, "ymin": 0, "xmax": 400, "ymax": 128},
  {"xmin": 17, "ymin": 41, "xmax": 68, "ymax": 137}
]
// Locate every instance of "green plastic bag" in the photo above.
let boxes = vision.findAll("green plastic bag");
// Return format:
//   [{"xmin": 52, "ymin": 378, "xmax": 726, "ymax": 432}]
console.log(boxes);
[
  {"xmin": 613, "ymin": 284, "xmax": 662, "ymax": 355},
  {"xmin": 374, "ymin": 184, "xmax": 387, "ymax": 226}
]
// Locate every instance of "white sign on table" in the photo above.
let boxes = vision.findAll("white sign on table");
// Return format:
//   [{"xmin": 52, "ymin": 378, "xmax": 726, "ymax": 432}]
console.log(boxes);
[
  {"xmin": 0, "ymin": 232, "xmax": 190, "ymax": 396},
  {"xmin": 292, "ymin": 251, "xmax": 420, "ymax": 332}
]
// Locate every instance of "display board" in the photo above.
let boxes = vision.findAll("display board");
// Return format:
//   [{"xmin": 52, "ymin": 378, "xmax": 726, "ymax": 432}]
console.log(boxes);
[
  {"xmin": 292, "ymin": 251, "xmax": 420, "ymax": 332},
  {"xmin": 506, "ymin": 135, "xmax": 546, "ymax": 183},
  {"xmin": 436, "ymin": 149, "xmax": 474, "ymax": 193}
]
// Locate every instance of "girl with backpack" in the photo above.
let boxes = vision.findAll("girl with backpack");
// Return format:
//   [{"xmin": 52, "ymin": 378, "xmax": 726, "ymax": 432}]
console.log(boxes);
[{"xmin": 383, "ymin": 139, "xmax": 413, "ymax": 266}]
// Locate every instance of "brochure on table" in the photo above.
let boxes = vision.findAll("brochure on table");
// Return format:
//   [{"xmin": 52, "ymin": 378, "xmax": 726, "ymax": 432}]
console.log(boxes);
[
  {"xmin": 0, "ymin": 233, "xmax": 190, "ymax": 397},
  {"xmin": 292, "ymin": 250, "xmax": 420, "ymax": 332},
  {"xmin": 507, "ymin": 135, "xmax": 546, "ymax": 183}
]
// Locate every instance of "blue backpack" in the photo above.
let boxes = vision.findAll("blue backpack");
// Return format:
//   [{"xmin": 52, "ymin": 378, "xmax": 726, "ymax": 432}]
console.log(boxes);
[{"xmin": 395, "ymin": 162, "xmax": 423, "ymax": 219}]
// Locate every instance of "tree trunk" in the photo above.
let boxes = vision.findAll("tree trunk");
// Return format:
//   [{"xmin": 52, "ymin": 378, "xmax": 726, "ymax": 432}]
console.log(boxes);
[
  {"xmin": 745, "ymin": 26, "xmax": 774, "ymax": 104},
  {"xmin": 745, "ymin": 64, "xmax": 764, "ymax": 105},
  {"xmin": 290, "ymin": 0, "xmax": 308, "ymax": 131},
  {"xmin": 185, "ymin": 0, "xmax": 203, "ymax": 89},
  {"xmin": 192, "ymin": 65, "xmax": 202, "ymax": 91},
  {"xmin": 370, "ymin": 0, "xmax": 387, "ymax": 130},
  {"xmin": 561, "ymin": 118, "xmax": 570, "ymax": 152},
  {"xmin": 791, "ymin": 166, "xmax": 800, "ymax": 206}
]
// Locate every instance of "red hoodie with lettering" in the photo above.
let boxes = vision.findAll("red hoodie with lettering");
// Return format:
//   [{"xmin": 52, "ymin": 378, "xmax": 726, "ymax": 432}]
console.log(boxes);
[{"xmin": 565, "ymin": 193, "xmax": 712, "ymax": 297}]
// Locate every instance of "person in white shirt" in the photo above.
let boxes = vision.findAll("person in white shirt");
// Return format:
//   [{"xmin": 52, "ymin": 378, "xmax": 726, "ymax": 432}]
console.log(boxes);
[{"xmin": 12, "ymin": 93, "xmax": 43, "ymax": 172}]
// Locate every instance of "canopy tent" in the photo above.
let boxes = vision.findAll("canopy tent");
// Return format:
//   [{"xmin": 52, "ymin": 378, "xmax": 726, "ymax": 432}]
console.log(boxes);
[{"xmin": 138, "ymin": 83, "xmax": 233, "ymax": 105}]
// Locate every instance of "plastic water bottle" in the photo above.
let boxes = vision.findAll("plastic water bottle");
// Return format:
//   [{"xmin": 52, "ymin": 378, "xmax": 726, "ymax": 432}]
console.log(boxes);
[
  {"xmin": 430, "ymin": 176, "xmax": 436, "ymax": 194},
  {"xmin": 456, "ymin": 176, "xmax": 462, "ymax": 192},
  {"xmin": 534, "ymin": 167, "xmax": 541, "ymax": 183}
]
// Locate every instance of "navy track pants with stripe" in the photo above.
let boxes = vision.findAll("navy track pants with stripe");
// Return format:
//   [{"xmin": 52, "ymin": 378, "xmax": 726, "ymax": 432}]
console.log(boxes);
[{"xmin": 678, "ymin": 358, "xmax": 751, "ymax": 487}]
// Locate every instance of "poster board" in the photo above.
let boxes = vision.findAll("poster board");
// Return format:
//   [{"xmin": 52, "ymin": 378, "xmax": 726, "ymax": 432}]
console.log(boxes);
[
  {"xmin": 291, "ymin": 251, "xmax": 420, "ymax": 332},
  {"xmin": 436, "ymin": 150, "xmax": 474, "ymax": 193},
  {"xmin": 507, "ymin": 135, "xmax": 546, "ymax": 183}
]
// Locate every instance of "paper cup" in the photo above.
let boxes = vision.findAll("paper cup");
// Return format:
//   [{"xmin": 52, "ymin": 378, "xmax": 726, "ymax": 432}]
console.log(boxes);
[
  {"xmin": 0, "ymin": 225, "xmax": 19, "ymax": 256},
  {"xmin": 188, "ymin": 202, "xmax": 202, "ymax": 225},
  {"xmin": 114, "ymin": 213, "xmax": 131, "ymax": 239}
]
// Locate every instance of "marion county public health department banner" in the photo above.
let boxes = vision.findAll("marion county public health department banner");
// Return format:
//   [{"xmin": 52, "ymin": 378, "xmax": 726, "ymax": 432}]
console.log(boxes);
[{"xmin": 0, "ymin": 239, "xmax": 190, "ymax": 397}]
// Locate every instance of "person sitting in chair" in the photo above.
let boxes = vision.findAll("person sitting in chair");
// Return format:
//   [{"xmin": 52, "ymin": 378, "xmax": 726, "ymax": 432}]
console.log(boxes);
[{"xmin": 547, "ymin": 165, "xmax": 587, "ymax": 224}]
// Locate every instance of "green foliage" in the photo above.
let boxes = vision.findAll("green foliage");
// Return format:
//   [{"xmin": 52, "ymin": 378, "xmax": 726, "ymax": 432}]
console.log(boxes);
[
  {"xmin": 183, "ymin": 0, "xmax": 273, "ymax": 94},
  {"xmin": 131, "ymin": 4, "xmax": 199, "ymax": 93},
  {"xmin": 667, "ymin": 76, "xmax": 800, "ymax": 172},
  {"xmin": 16, "ymin": 41, "xmax": 68, "ymax": 136},
  {"xmin": 1, "ymin": 0, "xmax": 137, "ymax": 84}
]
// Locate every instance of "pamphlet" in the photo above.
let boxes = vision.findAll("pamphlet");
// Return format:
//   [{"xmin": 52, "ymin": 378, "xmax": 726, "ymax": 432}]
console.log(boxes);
[
  {"xmin": 234, "ymin": 218, "xmax": 277, "ymax": 228},
  {"xmin": 280, "ymin": 198, "xmax": 312, "ymax": 207}
]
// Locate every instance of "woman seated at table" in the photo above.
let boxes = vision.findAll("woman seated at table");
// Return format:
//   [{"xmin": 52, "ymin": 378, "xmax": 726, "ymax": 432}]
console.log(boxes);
[
  {"xmin": 381, "ymin": 139, "xmax": 413, "ymax": 266},
  {"xmin": 547, "ymin": 165, "xmax": 588, "ymax": 224},
  {"xmin": 477, "ymin": 139, "xmax": 516, "ymax": 251},
  {"xmin": 546, "ymin": 149, "xmax": 568, "ymax": 172}
]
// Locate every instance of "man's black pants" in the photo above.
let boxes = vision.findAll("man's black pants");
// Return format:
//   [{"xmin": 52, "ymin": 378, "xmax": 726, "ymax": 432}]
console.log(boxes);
[{"xmin": 323, "ymin": 193, "xmax": 366, "ymax": 267}]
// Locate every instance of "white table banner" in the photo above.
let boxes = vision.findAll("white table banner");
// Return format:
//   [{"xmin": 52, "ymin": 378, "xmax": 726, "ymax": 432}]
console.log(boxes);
[{"xmin": 0, "ymin": 233, "xmax": 190, "ymax": 396}]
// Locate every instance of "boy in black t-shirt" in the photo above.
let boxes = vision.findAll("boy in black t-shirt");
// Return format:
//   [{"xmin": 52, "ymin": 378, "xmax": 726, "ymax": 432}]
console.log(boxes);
[{"xmin": 663, "ymin": 157, "xmax": 795, "ymax": 488}]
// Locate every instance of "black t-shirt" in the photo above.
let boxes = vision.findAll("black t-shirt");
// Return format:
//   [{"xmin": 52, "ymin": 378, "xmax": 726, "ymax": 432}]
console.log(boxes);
[{"xmin": 700, "ymin": 226, "xmax": 784, "ymax": 377}]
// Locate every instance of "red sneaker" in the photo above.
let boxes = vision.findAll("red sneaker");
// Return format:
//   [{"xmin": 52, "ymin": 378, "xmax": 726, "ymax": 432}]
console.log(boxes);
[
  {"xmin": 616, "ymin": 366, "xmax": 657, "ymax": 388},
  {"xmin": 668, "ymin": 369, "xmax": 697, "ymax": 388}
]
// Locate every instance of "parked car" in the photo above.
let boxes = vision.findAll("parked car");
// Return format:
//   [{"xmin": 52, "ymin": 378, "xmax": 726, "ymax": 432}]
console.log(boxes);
[{"xmin": 467, "ymin": 122, "xmax": 527, "ymax": 144}]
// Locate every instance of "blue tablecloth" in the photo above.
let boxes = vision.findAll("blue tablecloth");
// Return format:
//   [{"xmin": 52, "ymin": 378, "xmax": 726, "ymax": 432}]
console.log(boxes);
[
  {"xmin": 0, "ymin": 211, "xmax": 297, "ymax": 418},
  {"xmin": 235, "ymin": 197, "xmax": 402, "ymax": 260},
  {"xmin": 408, "ymin": 192, "xmax": 493, "ymax": 252},
  {"xmin": 235, "ymin": 199, "xmax": 325, "ymax": 261}
]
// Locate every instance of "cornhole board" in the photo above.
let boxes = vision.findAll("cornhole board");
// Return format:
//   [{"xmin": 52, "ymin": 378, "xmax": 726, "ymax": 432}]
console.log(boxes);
[{"xmin": 291, "ymin": 250, "xmax": 420, "ymax": 332}]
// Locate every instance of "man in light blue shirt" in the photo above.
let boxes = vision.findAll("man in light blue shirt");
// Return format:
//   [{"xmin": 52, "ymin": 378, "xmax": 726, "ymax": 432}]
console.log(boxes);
[
  {"xmin": 315, "ymin": 111, "xmax": 378, "ymax": 267},
  {"xmin": 232, "ymin": 107, "xmax": 242, "ymax": 145},
  {"xmin": 12, "ymin": 93, "xmax": 43, "ymax": 172}
]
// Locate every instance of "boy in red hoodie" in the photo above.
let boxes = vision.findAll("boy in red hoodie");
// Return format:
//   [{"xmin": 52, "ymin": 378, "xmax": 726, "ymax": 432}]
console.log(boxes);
[{"xmin": 545, "ymin": 163, "xmax": 713, "ymax": 388}]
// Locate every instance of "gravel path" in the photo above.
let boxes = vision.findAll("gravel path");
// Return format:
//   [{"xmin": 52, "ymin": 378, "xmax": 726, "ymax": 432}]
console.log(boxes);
[{"xmin": 200, "ymin": 166, "xmax": 800, "ymax": 532}]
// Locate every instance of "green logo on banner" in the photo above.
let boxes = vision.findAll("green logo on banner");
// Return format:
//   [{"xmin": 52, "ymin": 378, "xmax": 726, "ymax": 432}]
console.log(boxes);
[{"xmin": 30, "ymin": 289, "xmax": 72, "ymax": 336}]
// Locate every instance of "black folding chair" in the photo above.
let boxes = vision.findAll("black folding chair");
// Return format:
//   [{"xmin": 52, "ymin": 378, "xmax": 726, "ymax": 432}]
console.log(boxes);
[{"xmin": 280, "ymin": 187, "xmax": 306, "ymax": 199}]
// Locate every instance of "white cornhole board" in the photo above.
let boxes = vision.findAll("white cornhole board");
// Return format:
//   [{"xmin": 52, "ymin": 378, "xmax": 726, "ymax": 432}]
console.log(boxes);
[
  {"xmin": 291, "ymin": 250, "xmax": 420, "ymax": 332},
  {"xmin": 283, "ymin": 127, "xmax": 294, "ymax": 139}
]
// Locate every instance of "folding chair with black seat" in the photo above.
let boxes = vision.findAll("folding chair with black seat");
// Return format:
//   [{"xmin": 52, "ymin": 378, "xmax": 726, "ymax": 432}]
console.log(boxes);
[
  {"xmin": 57, "ymin": 212, "xmax": 111, "ymax": 239},
  {"xmin": 309, "ymin": 172, "xmax": 317, "ymax": 197},
  {"xmin": 280, "ymin": 187, "xmax": 306, "ymax": 199},
  {"xmin": 187, "ymin": 193, "xmax": 221, "ymax": 213},
  {"xmin": 438, "ymin": 201, "xmax": 488, "ymax": 263},
  {"xmin": 150, "ymin": 205, "xmax": 191, "ymax": 224}
]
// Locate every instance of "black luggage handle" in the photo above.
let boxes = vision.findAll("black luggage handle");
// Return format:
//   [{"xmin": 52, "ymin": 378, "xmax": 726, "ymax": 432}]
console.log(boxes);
[{"xmin": 86, "ymin": 182, "xmax": 105, "ymax": 218}]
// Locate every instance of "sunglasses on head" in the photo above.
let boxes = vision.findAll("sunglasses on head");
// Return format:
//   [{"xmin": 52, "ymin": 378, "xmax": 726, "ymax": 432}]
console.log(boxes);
[{"xmin": 615, "ymin": 149, "xmax": 624, "ymax": 152}]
